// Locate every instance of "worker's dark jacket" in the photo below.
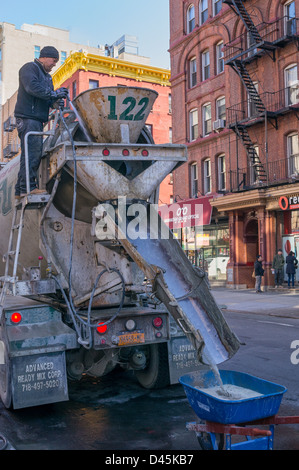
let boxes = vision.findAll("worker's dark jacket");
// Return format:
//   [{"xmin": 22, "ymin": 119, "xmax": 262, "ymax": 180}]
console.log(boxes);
[{"xmin": 14, "ymin": 59, "xmax": 54, "ymax": 123}]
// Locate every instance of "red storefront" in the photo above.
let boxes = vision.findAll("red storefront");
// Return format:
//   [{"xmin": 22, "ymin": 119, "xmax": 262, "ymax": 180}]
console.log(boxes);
[{"xmin": 159, "ymin": 196, "xmax": 229, "ymax": 280}]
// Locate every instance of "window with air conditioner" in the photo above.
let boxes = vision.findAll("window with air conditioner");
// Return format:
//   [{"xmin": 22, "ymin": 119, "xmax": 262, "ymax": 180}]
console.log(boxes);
[
  {"xmin": 189, "ymin": 108, "xmax": 198, "ymax": 141},
  {"xmin": 214, "ymin": 96, "xmax": 226, "ymax": 130},
  {"xmin": 285, "ymin": 64, "xmax": 298, "ymax": 106},
  {"xmin": 287, "ymin": 133, "xmax": 299, "ymax": 176},
  {"xmin": 203, "ymin": 103, "xmax": 212, "ymax": 136},
  {"xmin": 189, "ymin": 57, "xmax": 197, "ymax": 88},
  {"xmin": 203, "ymin": 159, "xmax": 211, "ymax": 194},
  {"xmin": 187, "ymin": 4, "xmax": 195, "ymax": 33}
]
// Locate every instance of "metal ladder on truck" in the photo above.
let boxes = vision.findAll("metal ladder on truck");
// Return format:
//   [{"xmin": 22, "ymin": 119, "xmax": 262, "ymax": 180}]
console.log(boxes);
[{"xmin": 0, "ymin": 118, "xmax": 59, "ymax": 307}]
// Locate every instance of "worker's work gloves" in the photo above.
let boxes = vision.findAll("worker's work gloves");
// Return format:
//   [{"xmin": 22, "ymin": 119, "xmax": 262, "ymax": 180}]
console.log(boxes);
[
  {"xmin": 51, "ymin": 87, "xmax": 69, "ymax": 101},
  {"xmin": 51, "ymin": 87, "xmax": 69, "ymax": 110}
]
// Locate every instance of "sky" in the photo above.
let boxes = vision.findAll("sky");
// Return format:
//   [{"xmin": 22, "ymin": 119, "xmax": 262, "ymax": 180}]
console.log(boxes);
[{"xmin": 0, "ymin": 0, "xmax": 171, "ymax": 69}]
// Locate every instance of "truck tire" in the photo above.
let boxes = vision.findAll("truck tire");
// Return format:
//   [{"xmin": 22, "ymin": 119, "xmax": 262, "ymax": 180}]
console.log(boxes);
[
  {"xmin": 135, "ymin": 343, "xmax": 170, "ymax": 389},
  {"xmin": 0, "ymin": 331, "xmax": 12, "ymax": 409}
]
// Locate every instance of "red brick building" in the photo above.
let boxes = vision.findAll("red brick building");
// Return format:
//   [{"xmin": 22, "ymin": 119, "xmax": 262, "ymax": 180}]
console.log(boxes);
[{"xmin": 169, "ymin": 0, "xmax": 299, "ymax": 288}]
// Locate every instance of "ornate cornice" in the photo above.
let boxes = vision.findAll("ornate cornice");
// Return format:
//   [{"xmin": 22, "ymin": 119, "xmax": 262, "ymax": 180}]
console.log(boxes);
[{"xmin": 52, "ymin": 52, "xmax": 171, "ymax": 88}]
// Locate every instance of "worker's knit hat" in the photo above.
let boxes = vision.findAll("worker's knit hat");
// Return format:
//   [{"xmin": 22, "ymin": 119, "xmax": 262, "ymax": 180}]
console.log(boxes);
[{"xmin": 39, "ymin": 46, "xmax": 59, "ymax": 59}]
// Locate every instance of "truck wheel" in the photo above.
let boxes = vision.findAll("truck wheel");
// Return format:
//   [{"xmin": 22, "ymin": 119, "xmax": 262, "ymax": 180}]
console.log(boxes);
[
  {"xmin": 0, "ymin": 334, "xmax": 12, "ymax": 409},
  {"xmin": 135, "ymin": 343, "xmax": 170, "ymax": 389}
]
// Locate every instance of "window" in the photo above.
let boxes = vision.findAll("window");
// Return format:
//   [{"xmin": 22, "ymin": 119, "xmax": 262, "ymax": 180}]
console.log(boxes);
[
  {"xmin": 287, "ymin": 133, "xmax": 299, "ymax": 175},
  {"xmin": 169, "ymin": 127, "xmax": 172, "ymax": 143},
  {"xmin": 285, "ymin": 64, "xmax": 298, "ymax": 105},
  {"xmin": 61, "ymin": 51, "xmax": 67, "ymax": 65},
  {"xmin": 217, "ymin": 154, "xmax": 226, "ymax": 190},
  {"xmin": 34, "ymin": 46, "xmax": 40, "ymax": 59},
  {"xmin": 187, "ymin": 4, "xmax": 195, "ymax": 33},
  {"xmin": 202, "ymin": 50, "xmax": 210, "ymax": 80},
  {"xmin": 190, "ymin": 163, "xmax": 198, "ymax": 197},
  {"xmin": 168, "ymin": 94, "xmax": 172, "ymax": 114},
  {"xmin": 248, "ymin": 81, "xmax": 259, "ymax": 117},
  {"xmin": 203, "ymin": 159, "xmax": 211, "ymax": 193},
  {"xmin": 189, "ymin": 57, "xmax": 197, "ymax": 88},
  {"xmin": 72, "ymin": 81, "xmax": 77, "ymax": 99},
  {"xmin": 202, "ymin": 103, "xmax": 212, "ymax": 136},
  {"xmin": 213, "ymin": 0, "xmax": 222, "ymax": 16},
  {"xmin": 216, "ymin": 42, "xmax": 224, "ymax": 74},
  {"xmin": 89, "ymin": 79, "xmax": 99, "ymax": 89},
  {"xmin": 250, "ymin": 145, "xmax": 260, "ymax": 184},
  {"xmin": 284, "ymin": 0, "xmax": 296, "ymax": 35},
  {"xmin": 199, "ymin": 0, "xmax": 208, "ymax": 25},
  {"xmin": 189, "ymin": 108, "xmax": 198, "ymax": 141},
  {"xmin": 216, "ymin": 96, "xmax": 226, "ymax": 121}
]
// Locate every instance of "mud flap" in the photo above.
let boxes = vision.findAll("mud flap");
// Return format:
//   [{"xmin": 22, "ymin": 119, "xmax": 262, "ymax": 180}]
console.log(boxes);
[
  {"xmin": 167, "ymin": 322, "xmax": 201, "ymax": 384},
  {"xmin": 11, "ymin": 351, "xmax": 68, "ymax": 409}
]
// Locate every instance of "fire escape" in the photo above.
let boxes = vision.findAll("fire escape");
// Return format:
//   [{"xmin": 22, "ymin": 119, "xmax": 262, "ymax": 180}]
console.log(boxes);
[{"xmin": 223, "ymin": 0, "xmax": 299, "ymax": 190}]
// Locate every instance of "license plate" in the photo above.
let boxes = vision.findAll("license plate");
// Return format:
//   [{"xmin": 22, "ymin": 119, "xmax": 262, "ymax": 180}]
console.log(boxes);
[{"xmin": 118, "ymin": 332, "xmax": 145, "ymax": 346}]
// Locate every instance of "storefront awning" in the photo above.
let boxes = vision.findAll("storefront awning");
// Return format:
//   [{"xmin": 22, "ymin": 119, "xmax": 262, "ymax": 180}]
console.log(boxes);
[{"xmin": 159, "ymin": 196, "xmax": 213, "ymax": 229}]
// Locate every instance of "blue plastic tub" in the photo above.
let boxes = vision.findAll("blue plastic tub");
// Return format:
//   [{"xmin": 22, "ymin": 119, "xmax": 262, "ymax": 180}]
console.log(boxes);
[{"xmin": 179, "ymin": 370, "xmax": 287, "ymax": 424}]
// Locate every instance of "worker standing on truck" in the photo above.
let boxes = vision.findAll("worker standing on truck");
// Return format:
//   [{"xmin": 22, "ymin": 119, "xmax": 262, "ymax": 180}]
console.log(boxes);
[{"xmin": 14, "ymin": 46, "xmax": 69, "ymax": 199}]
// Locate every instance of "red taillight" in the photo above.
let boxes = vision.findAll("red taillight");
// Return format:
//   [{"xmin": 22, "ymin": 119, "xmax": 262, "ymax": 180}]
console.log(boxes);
[
  {"xmin": 153, "ymin": 317, "xmax": 163, "ymax": 329},
  {"xmin": 102, "ymin": 148, "xmax": 110, "ymax": 157},
  {"xmin": 96, "ymin": 322, "xmax": 108, "ymax": 334},
  {"xmin": 141, "ymin": 149, "xmax": 149, "ymax": 157},
  {"xmin": 11, "ymin": 312, "xmax": 22, "ymax": 324},
  {"xmin": 122, "ymin": 149, "xmax": 130, "ymax": 157}
]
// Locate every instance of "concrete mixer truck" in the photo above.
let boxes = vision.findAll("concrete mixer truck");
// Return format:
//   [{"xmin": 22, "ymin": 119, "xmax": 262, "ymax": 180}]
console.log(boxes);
[{"xmin": 0, "ymin": 86, "xmax": 239, "ymax": 409}]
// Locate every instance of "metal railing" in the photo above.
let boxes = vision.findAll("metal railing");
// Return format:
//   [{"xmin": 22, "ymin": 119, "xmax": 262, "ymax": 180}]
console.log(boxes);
[
  {"xmin": 227, "ymin": 86, "xmax": 299, "ymax": 126},
  {"xmin": 229, "ymin": 156, "xmax": 299, "ymax": 192},
  {"xmin": 223, "ymin": 16, "xmax": 299, "ymax": 63}
]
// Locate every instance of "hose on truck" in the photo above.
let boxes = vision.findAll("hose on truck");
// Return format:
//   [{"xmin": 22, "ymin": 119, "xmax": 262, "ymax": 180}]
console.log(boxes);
[{"xmin": 50, "ymin": 103, "xmax": 126, "ymax": 348}]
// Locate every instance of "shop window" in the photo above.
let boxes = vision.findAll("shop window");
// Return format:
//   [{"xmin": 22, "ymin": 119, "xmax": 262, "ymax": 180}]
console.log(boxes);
[
  {"xmin": 190, "ymin": 163, "xmax": 198, "ymax": 197},
  {"xmin": 217, "ymin": 154, "xmax": 226, "ymax": 191},
  {"xmin": 287, "ymin": 132, "xmax": 299, "ymax": 176},
  {"xmin": 216, "ymin": 41, "xmax": 224, "ymax": 74},
  {"xmin": 203, "ymin": 158, "xmax": 211, "ymax": 194},
  {"xmin": 189, "ymin": 108, "xmax": 198, "ymax": 141},
  {"xmin": 199, "ymin": 0, "xmax": 208, "ymax": 25},
  {"xmin": 213, "ymin": 0, "xmax": 222, "ymax": 16},
  {"xmin": 284, "ymin": 0, "xmax": 296, "ymax": 35},
  {"xmin": 187, "ymin": 4, "xmax": 195, "ymax": 33},
  {"xmin": 202, "ymin": 103, "xmax": 212, "ymax": 136},
  {"xmin": 202, "ymin": 50, "xmax": 210, "ymax": 81},
  {"xmin": 189, "ymin": 57, "xmax": 197, "ymax": 88},
  {"xmin": 285, "ymin": 64, "xmax": 298, "ymax": 106}
]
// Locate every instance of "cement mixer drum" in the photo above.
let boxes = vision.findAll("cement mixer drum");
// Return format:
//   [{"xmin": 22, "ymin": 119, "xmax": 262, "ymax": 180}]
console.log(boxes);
[{"xmin": 72, "ymin": 86, "xmax": 158, "ymax": 144}]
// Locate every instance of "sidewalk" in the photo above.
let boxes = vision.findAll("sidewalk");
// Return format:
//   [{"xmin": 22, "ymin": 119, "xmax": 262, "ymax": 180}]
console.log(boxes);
[{"xmin": 211, "ymin": 286, "xmax": 299, "ymax": 319}]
